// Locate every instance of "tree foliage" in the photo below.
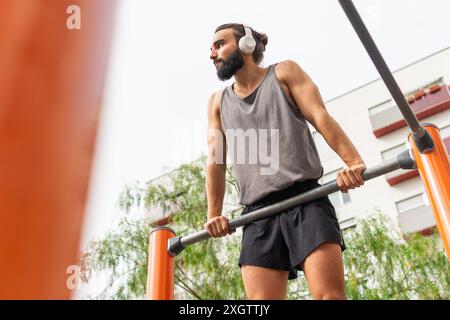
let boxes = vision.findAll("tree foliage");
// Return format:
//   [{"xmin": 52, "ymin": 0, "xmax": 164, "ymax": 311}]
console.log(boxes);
[{"xmin": 343, "ymin": 213, "xmax": 449, "ymax": 299}]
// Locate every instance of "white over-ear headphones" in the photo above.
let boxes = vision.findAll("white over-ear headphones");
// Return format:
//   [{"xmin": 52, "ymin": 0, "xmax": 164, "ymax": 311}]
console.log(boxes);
[{"xmin": 238, "ymin": 24, "xmax": 256, "ymax": 55}]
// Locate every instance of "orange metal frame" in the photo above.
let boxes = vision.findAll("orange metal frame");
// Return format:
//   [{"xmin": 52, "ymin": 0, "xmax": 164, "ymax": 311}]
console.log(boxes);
[
  {"xmin": 0, "ymin": 0, "xmax": 117, "ymax": 299},
  {"xmin": 409, "ymin": 125, "xmax": 450, "ymax": 260},
  {"xmin": 147, "ymin": 228, "xmax": 175, "ymax": 300}
]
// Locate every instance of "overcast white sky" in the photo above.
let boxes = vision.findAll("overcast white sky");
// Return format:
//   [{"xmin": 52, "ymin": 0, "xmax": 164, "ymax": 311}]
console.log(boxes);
[{"xmin": 79, "ymin": 0, "xmax": 450, "ymax": 255}]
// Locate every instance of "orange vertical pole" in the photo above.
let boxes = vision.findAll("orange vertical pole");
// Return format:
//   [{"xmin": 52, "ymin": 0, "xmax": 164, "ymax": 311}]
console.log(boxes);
[
  {"xmin": 409, "ymin": 124, "xmax": 450, "ymax": 260},
  {"xmin": 0, "ymin": 0, "xmax": 117, "ymax": 298},
  {"xmin": 147, "ymin": 228, "xmax": 176, "ymax": 300}
]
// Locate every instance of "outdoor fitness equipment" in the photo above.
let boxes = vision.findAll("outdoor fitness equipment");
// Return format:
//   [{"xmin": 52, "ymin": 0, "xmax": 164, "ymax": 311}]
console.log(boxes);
[
  {"xmin": 147, "ymin": 151, "xmax": 416, "ymax": 300},
  {"xmin": 147, "ymin": 0, "xmax": 450, "ymax": 300}
]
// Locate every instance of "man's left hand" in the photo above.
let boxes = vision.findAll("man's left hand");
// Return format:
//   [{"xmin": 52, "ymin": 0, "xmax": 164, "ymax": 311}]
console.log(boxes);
[{"xmin": 336, "ymin": 163, "xmax": 367, "ymax": 193}]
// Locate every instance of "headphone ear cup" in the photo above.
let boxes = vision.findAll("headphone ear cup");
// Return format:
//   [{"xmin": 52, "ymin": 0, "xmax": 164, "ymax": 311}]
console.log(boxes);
[{"xmin": 239, "ymin": 35, "xmax": 256, "ymax": 54}]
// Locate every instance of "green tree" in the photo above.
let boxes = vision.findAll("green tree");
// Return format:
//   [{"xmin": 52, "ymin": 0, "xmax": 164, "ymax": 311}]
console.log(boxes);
[
  {"xmin": 79, "ymin": 156, "xmax": 245, "ymax": 299},
  {"xmin": 79, "ymin": 159, "xmax": 450, "ymax": 299},
  {"xmin": 343, "ymin": 213, "xmax": 449, "ymax": 299}
]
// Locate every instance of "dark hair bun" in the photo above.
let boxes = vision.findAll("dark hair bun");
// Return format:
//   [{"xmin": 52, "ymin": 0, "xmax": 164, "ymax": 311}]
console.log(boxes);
[{"xmin": 258, "ymin": 32, "xmax": 268, "ymax": 47}]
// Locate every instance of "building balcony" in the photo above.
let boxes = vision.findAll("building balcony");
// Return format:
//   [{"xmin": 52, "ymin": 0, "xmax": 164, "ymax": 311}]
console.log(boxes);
[
  {"xmin": 396, "ymin": 193, "xmax": 436, "ymax": 234},
  {"xmin": 369, "ymin": 80, "xmax": 450, "ymax": 138}
]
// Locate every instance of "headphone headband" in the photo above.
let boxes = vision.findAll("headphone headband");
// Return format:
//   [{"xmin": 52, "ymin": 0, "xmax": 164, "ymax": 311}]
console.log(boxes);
[
  {"xmin": 239, "ymin": 24, "xmax": 256, "ymax": 55},
  {"xmin": 243, "ymin": 24, "xmax": 253, "ymax": 37}
]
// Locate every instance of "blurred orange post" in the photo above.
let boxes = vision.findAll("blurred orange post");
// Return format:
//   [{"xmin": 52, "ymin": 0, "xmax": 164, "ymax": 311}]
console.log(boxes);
[
  {"xmin": 147, "ymin": 228, "xmax": 176, "ymax": 300},
  {"xmin": 0, "ymin": 0, "xmax": 117, "ymax": 298},
  {"xmin": 409, "ymin": 124, "xmax": 450, "ymax": 261}
]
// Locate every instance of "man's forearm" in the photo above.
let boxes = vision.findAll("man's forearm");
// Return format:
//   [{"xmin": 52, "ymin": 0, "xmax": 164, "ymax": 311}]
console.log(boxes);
[
  {"xmin": 316, "ymin": 113, "xmax": 364, "ymax": 166},
  {"xmin": 206, "ymin": 163, "xmax": 226, "ymax": 220}
]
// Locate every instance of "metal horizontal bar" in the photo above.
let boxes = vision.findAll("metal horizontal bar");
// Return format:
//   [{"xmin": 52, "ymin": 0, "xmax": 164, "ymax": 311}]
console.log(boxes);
[{"xmin": 168, "ymin": 150, "xmax": 413, "ymax": 256}]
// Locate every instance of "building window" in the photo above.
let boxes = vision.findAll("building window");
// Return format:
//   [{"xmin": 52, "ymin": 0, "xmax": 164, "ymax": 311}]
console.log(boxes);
[
  {"xmin": 395, "ymin": 193, "xmax": 426, "ymax": 213},
  {"xmin": 381, "ymin": 143, "xmax": 408, "ymax": 161},
  {"xmin": 313, "ymin": 131, "xmax": 335, "ymax": 161},
  {"xmin": 321, "ymin": 169, "xmax": 351, "ymax": 207}
]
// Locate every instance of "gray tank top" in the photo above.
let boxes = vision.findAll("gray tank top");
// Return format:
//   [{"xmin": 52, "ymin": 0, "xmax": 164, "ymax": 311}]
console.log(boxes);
[{"xmin": 220, "ymin": 63, "xmax": 323, "ymax": 205}]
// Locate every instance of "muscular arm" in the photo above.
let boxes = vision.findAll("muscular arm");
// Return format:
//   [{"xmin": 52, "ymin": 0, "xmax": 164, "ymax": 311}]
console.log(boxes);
[
  {"xmin": 204, "ymin": 92, "xmax": 233, "ymax": 237},
  {"xmin": 205, "ymin": 92, "xmax": 226, "ymax": 219},
  {"xmin": 276, "ymin": 60, "xmax": 366, "ymax": 191}
]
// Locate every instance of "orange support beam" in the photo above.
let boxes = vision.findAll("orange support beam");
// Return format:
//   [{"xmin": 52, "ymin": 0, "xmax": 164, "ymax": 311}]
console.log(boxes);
[
  {"xmin": 0, "ymin": 0, "xmax": 117, "ymax": 298},
  {"xmin": 147, "ymin": 228, "xmax": 175, "ymax": 300},
  {"xmin": 409, "ymin": 124, "xmax": 450, "ymax": 260}
]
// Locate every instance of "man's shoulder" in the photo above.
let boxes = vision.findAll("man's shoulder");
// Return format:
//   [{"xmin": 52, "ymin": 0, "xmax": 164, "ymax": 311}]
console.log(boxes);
[
  {"xmin": 276, "ymin": 59, "xmax": 300, "ymax": 68},
  {"xmin": 274, "ymin": 59, "xmax": 308, "ymax": 86},
  {"xmin": 208, "ymin": 89, "xmax": 225, "ymax": 114},
  {"xmin": 210, "ymin": 89, "xmax": 225, "ymax": 100},
  {"xmin": 210, "ymin": 89, "xmax": 226, "ymax": 104},
  {"xmin": 274, "ymin": 60, "xmax": 301, "ymax": 77}
]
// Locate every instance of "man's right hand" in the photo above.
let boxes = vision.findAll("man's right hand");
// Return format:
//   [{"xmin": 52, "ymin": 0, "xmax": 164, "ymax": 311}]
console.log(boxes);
[{"xmin": 204, "ymin": 216, "xmax": 235, "ymax": 238}]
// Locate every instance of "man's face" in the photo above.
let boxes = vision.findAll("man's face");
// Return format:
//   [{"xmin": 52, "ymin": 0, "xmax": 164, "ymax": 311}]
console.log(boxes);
[{"xmin": 210, "ymin": 29, "xmax": 245, "ymax": 81}]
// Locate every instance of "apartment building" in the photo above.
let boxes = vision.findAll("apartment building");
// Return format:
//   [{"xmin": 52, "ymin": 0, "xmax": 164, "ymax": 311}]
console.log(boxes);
[{"xmin": 314, "ymin": 46, "xmax": 450, "ymax": 233}]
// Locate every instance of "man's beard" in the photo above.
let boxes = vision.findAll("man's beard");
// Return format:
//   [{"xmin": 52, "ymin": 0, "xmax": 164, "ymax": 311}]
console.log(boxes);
[{"xmin": 216, "ymin": 49, "xmax": 245, "ymax": 81}]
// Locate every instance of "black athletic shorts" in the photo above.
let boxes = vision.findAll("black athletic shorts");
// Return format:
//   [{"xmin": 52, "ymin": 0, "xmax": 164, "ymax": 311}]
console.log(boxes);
[{"xmin": 238, "ymin": 179, "xmax": 346, "ymax": 280}]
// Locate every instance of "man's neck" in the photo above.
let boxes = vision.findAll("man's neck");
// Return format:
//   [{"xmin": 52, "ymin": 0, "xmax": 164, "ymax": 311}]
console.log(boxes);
[{"xmin": 233, "ymin": 63, "xmax": 267, "ymax": 92}]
